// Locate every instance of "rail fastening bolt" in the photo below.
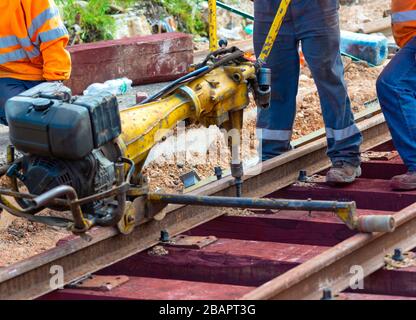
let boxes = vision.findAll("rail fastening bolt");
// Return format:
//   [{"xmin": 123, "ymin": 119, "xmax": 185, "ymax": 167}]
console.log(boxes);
[
  {"xmin": 392, "ymin": 248, "xmax": 405, "ymax": 262},
  {"xmin": 160, "ymin": 230, "xmax": 170, "ymax": 242},
  {"xmin": 214, "ymin": 166, "xmax": 223, "ymax": 180},
  {"xmin": 298, "ymin": 170, "xmax": 308, "ymax": 182},
  {"xmin": 321, "ymin": 288, "xmax": 333, "ymax": 300}
]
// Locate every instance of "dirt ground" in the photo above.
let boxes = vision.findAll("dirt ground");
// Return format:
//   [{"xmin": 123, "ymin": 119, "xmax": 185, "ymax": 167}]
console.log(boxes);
[
  {"xmin": 0, "ymin": 0, "xmax": 391, "ymax": 267},
  {"xmin": 0, "ymin": 217, "xmax": 69, "ymax": 266},
  {"xmin": 339, "ymin": 0, "xmax": 391, "ymax": 32}
]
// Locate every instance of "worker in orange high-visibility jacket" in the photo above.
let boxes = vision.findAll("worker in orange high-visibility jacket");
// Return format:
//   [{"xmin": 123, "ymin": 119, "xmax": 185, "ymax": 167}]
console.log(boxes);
[
  {"xmin": 0, "ymin": 0, "xmax": 71, "ymax": 126},
  {"xmin": 377, "ymin": 0, "xmax": 416, "ymax": 190}
]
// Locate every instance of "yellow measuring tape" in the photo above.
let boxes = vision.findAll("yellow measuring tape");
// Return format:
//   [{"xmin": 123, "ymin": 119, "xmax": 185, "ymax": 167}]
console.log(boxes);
[
  {"xmin": 258, "ymin": 0, "xmax": 292, "ymax": 66},
  {"xmin": 208, "ymin": 0, "xmax": 292, "ymax": 65},
  {"xmin": 208, "ymin": 0, "xmax": 218, "ymax": 51}
]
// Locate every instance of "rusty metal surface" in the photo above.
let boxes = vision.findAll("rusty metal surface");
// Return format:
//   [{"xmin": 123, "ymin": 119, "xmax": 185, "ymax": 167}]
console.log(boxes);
[
  {"xmin": 44, "ymin": 136, "xmax": 416, "ymax": 301},
  {"xmin": 362, "ymin": 151, "xmax": 399, "ymax": 161},
  {"xmin": 241, "ymin": 202, "xmax": 416, "ymax": 300},
  {"xmin": 163, "ymin": 235, "xmax": 218, "ymax": 249},
  {"xmin": 0, "ymin": 113, "xmax": 390, "ymax": 300},
  {"xmin": 66, "ymin": 275, "xmax": 129, "ymax": 292}
]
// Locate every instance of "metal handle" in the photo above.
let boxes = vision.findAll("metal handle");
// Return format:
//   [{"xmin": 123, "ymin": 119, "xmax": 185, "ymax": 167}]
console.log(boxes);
[
  {"xmin": 32, "ymin": 185, "xmax": 77, "ymax": 208},
  {"xmin": 32, "ymin": 185, "xmax": 91, "ymax": 233},
  {"xmin": 357, "ymin": 215, "xmax": 396, "ymax": 233}
]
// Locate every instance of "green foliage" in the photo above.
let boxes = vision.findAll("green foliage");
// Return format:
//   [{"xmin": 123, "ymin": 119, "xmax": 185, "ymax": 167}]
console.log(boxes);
[
  {"xmin": 55, "ymin": 0, "xmax": 208, "ymax": 43},
  {"xmin": 56, "ymin": 0, "xmax": 136, "ymax": 43},
  {"xmin": 157, "ymin": 0, "xmax": 207, "ymax": 35}
]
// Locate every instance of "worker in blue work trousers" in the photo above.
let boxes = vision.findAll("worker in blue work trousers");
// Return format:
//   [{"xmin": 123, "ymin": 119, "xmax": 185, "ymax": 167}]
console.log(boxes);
[
  {"xmin": 254, "ymin": 0, "xmax": 363, "ymax": 184},
  {"xmin": 377, "ymin": 0, "xmax": 416, "ymax": 190}
]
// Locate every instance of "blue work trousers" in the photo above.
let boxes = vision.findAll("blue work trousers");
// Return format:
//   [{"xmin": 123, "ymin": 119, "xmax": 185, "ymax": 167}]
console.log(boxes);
[
  {"xmin": 0, "ymin": 78, "xmax": 43, "ymax": 126},
  {"xmin": 254, "ymin": 0, "xmax": 362, "ymax": 166},
  {"xmin": 377, "ymin": 37, "xmax": 416, "ymax": 172}
]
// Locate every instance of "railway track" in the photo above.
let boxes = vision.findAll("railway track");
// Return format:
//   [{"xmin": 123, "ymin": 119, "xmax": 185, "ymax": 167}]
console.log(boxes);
[{"xmin": 2, "ymin": 106, "xmax": 416, "ymax": 300}]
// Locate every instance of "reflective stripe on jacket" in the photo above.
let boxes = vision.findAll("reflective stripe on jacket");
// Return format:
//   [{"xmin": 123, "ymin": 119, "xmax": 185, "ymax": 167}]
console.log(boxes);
[
  {"xmin": 392, "ymin": 0, "xmax": 416, "ymax": 48},
  {"xmin": 0, "ymin": 0, "xmax": 71, "ymax": 81}
]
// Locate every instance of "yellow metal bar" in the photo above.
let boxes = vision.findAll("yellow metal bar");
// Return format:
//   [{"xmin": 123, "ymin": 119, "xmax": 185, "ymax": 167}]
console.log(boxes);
[
  {"xmin": 257, "ymin": 0, "xmax": 292, "ymax": 66},
  {"xmin": 118, "ymin": 64, "xmax": 256, "ymax": 167},
  {"xmin": 119, "ymin": 95, "xmax": 195, "ymax": 165},
  {"xmin": 208, "ymin": 0, "xmax": 218, "ymax": 51}
]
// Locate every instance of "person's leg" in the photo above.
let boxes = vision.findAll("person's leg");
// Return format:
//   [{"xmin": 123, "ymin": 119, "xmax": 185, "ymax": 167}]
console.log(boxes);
[
  {"xmin": 301, "ymin": 36, "xmax": 362, "ymax": 169},
  {"xmin": 0, "ymin": 78, "xmax": 25, "ymax": 126},
  {"xmin": 377, "ymin": 37, "xmax": 416, "ymax": 189},
  {"xmin": 254, "ymin": 0, "xmax": 300, "ymax": 161},
  {"xmin": 0, "ymin": 78, "xmax": 43, "ymax": 126},
  {"xmin": 296, "ymin": 1, "xmax": 362, "ymax": 183}
]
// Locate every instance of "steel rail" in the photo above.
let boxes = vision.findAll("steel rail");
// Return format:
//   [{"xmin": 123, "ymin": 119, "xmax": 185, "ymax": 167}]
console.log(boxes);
[
  {"xmin": 241, "ymin": 201, "xmax": 416, "ymax": 300},
  {"xmin": 0, "ymin": 113, "xmax": 390, "ymax": 300}
]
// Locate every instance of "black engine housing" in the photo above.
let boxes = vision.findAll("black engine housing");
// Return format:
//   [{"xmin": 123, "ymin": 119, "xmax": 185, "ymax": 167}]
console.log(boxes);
[
  {"xmin": 5, "ymin": 82, "xmax": 121, "ymax": 215},
  {"xmin": 21, "ymin": 149, "xmax": 116, "ymax": 214},
  {"xmin": 22, "ymin": 155, "xmax": 95, "ymax": 200},
  {"xmin": 6, "ymin": 82, "xmax": 122, "ymax": 160}
]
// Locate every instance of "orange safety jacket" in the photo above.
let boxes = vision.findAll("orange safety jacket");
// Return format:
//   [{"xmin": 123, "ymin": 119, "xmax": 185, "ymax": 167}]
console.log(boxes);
[
  {"xmin": 391, "ymin": 0, "xmax": 416, "ymax": 48},
  {"xmin": 0, "ymin": 0, "xmax": 71, "ymax": 81}
]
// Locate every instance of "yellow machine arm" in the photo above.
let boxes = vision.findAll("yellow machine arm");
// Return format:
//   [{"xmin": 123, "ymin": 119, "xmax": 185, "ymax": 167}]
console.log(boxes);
[{"xmin": 118, "ymin": 62, "xmax": 255, "ymax": 171}]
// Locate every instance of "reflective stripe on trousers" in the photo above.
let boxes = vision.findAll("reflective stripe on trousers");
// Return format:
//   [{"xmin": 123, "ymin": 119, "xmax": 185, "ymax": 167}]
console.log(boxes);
[
  {"xmin": 256, "ymin": 128, "xmax": 292, "ymax": 141},
  {"xmin": 326, "ymin": 124, "xmax": 361, "ymax": 141}
]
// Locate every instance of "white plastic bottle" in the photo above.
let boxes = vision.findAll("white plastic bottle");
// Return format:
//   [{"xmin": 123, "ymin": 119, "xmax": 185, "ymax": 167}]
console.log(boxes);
[{"xmin": 83, "ymin": 77, "xmax": 133, "ymax": 96}]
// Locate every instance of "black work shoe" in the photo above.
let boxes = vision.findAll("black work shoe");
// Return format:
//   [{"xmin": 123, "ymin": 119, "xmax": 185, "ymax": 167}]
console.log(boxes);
[{"xmin": 326, "ymin": 161, "xmax": 361, "ymax": 185}]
